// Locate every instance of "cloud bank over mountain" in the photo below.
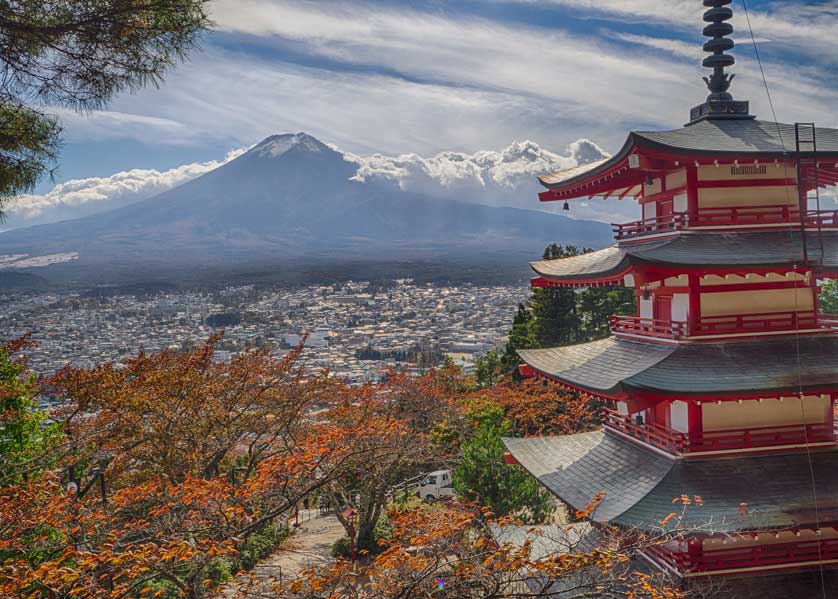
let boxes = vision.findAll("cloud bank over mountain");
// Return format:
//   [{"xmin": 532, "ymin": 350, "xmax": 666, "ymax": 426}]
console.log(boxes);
[
  {"xmin": 4, "ymin": 149, "xmax": 247, "ymax": 228},
  {"xmin": 346, "ymin": 139, "xmax": 607, "ymax": 197},
  {"xmin": 3, "ymin": 137, "xmax": 615, "ymax": 231}
]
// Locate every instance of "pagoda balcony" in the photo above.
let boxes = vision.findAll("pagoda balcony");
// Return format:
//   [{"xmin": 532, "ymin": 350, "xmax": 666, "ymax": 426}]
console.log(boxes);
[
  {"xmin": 605, "ymin": 411, "xmax": 837, "ymax": 456},
  {"xmin": 645, "ymin": 538, "xmax": 838, "ymax": 576},
  {"xmin": 612, "ymin": 207, "xmax": 838, "ymax": 241},
  {"xmin": 610, "ymin": 312, "xmax": 838, "ymax": 341}
]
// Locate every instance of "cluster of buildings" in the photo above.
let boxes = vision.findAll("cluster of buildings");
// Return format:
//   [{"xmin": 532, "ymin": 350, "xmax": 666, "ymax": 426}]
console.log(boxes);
[{"xmin": 1, "ymin": 280, "xmax": 526, "ymax": 383}]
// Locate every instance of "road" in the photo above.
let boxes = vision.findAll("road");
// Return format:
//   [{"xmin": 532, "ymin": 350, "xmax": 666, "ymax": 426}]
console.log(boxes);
[{"xmin": 216, "ymin": 510, "xmax": 345, "ymax": 598}]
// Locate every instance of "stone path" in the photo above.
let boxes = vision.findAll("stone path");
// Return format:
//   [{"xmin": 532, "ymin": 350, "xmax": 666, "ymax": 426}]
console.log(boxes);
[{"xmin": 217, "ymin": 511, "xmax": 345, "ymax": 598}]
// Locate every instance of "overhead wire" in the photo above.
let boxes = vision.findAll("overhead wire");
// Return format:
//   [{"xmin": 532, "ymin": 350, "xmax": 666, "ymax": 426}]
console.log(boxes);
[{"xmin": 740, "ymin": 1, "xmax": 827, "ymax": 596}]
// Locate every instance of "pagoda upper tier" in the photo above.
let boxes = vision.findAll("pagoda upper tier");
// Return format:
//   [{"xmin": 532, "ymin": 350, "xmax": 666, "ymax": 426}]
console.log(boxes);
[{"xmin": 539, "ymin": 119, "xmax": 838, "ymax": 204}]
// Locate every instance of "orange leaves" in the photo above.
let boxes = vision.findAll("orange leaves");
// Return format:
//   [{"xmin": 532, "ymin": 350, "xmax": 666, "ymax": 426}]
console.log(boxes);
[
  {"xmin": 575, "ymin": 491, "xmax": 606, "ymax": 520},
  {"xmin": 281, "ymin": 500, "xmax": 685, "ymax": 599},
  {"xmin": 470, "ymin": 378, "xmax": 600, "ymax": 438},
  {"xmin": 659, "ymin": 513, "xmax": 677, "ymax": 526},
  {"xmin": 671, "ymin": 495, "xmax": 703, "ymax": 507}
]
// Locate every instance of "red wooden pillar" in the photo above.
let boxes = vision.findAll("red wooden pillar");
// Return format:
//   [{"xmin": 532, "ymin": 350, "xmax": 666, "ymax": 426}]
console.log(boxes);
[
  {"xmin": 688, "ymin": 273, "xmax": 701, "ymax": 336},
  {"xmin": 686, "ymin": 165, "xmax": 699, "ymax": 220},
  {"xmin": 688, "ymin": 401, "xmax": 703, "ymax": 445}
]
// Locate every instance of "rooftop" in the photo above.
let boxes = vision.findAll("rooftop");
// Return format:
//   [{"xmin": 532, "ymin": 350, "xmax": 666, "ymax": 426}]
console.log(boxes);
[
  {"xmin": 504, "ymin": 431, "xmax": 838, "ymax": 533},
  {"xmin": 530, "ymin": 231, "xmax": 838, "ymax": 286},
  {"xmin": 518, "ymin": 334, "xmax": 838, "ymax": 397}
]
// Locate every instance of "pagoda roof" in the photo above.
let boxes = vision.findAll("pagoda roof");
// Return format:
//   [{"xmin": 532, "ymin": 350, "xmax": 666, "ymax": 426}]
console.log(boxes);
[
  {"xmin": 538, "ymin": 119, "xmax": 838, "ymax": 199},
  {"xmin": 531, "ymin": 231, "xmax": 838, "ymax": 285},
  {"xmin": 503, "ymin": 431, "xmax": 838, "ymax": 533},
  {"xmin": 636, "ymin": 119, "xmax": 838, "ymax": 158},
  {"xmin": 518, "ymin": 335, "xmax": 838, "ymax": 397}
]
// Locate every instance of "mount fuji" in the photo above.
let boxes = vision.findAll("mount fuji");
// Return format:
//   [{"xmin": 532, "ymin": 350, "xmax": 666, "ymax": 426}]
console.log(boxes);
[{"xmin": 0, "ymin": 133, "xmax": 612, "ymax": 282}]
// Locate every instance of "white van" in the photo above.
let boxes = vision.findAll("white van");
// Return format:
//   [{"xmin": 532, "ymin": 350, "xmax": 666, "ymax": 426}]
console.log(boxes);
[{"xmin": 418, "ymin": 470, "xmax": 455, "ymax": 501}]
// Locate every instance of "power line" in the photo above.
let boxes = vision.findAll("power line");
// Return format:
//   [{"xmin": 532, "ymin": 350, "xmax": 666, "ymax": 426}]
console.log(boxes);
[{"xmin": 741, "ymin": 2, "xmax": 827, "ymax": 597}]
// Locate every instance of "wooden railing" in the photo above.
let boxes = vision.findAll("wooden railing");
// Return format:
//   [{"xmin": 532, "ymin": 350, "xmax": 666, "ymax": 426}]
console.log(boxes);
[
  {"xmin": 609, "ymin": 315, "xmax": 688, "ymax": 339},
  {"xmin": 646, "ymin": 538, "xmax": 838, "ymax": 574},
  {"xmin": 612, "ymin": 208, "xmax": 838, "ymax": 240},
  {"xmin": 690, "ymin": 422, "xmax": 836, "ymax": 452},
  {"xmin": 604, "ymin": 412, "xmax": 689, "ymax": 453},
  {"xmin": 605, "ymin": 411, "xmax": 837, "ymax": 456},
  {"xmin": 690, "ymin": 204, "xmax": 797, "ymax": 227},
  {"xmin": 611, "ymin": 312, "xmax": 838, "ymax": 341},
  {"xmin": 693, "ymin": 311, "xmax": 820, "ymax": 335},
  {"xmin": 611, "ymin": 213, "xmax": 689, "ymax": 239}
]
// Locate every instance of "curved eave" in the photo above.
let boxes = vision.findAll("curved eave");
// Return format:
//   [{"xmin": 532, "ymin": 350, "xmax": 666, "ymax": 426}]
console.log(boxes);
[
  {"xmin": 538, "ymin": 136, "xmax": 638, "ymax": 200},
  {"xmin": 529, "ymin": 245, "xmax": 635, "ymax": 287},
  {"xmin": 538, "ymin": 119, "xmax": 838, "ymax": 200},
  {"xmin": 531, "ymin": 232, "xmax": 838, "ymax": 287},
  {"xmin": 519, "ymin": 335, "xmax": 838, "ymax": 398},
  {"xmin": 517, "ymin": 339, "xmax": 675, "ymax": 397},
  {"xmin": 504, "ymin": 432, "xmax": 838, "ymax": 533}
]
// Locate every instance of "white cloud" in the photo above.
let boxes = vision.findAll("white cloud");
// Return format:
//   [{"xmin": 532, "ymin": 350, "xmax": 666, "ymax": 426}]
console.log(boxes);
[
  {"xmin": 48, "ymin": 108, "xmax": 203, "ymax": 146},
  {"xmin": 43, "ymin": 0, "xmax": 832, "ymax": 169},
  {"xmin": 507, "ymin": 0, "xmax": 838, "ymax": 59},
  {"xmin": 347, "ymin": 138, "xmax": 608, "ymax": 198},
  {"xmin": 6, "ymin": 148, "xmax": 246, "ymax": 222},
  {"xmin": 198, "ymin": 1, "xmax": 838, "ymax": 138}
]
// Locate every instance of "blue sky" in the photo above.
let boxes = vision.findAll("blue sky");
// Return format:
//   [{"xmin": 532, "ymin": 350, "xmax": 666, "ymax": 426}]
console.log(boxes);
[{"xmin": 10, "ymin": 0, "xmax": 838, "ymax": 228}]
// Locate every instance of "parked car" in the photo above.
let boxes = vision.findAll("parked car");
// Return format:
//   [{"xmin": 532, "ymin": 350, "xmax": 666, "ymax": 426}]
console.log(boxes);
[{"xmin": 418, "ymin": 470, "xmax": 455, "ymax": 501}]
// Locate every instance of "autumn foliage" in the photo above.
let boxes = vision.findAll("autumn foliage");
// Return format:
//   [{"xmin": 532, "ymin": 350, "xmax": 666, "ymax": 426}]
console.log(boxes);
[
  {"xmin": 0, "ymin": 336, "xmax": 686, "ymax": 599},
  {"xmin": 282, "ymin": 501, "xmax": 684, "ymax": 599}
]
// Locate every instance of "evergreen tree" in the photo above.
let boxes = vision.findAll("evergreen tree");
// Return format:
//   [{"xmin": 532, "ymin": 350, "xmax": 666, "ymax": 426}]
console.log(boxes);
[
  {"xmin": 0, "ymin": 1, "xmax": 210, "ymax": 214},
  {"xmin": 503, "ymin": 244, "xmax": 637, "ymax": 372},
  {"xmin": 453, "ymin": 404, "xmax": 551, "ymax": 523},
  {"xmin": 820, "ymin": 279, "xmax": 838, "ymax": 314},
  {"xmin": 0, "ymin": 338, "xmax": 61, "ymax": 485},
  {"xmin": 475, "ymin": 351, "xmax": 504, "ymax": 388}
]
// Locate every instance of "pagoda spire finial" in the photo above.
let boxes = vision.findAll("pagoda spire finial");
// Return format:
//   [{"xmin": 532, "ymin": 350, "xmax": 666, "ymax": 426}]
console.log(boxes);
[
  {"xmin": 688, "ymin": 0, "xmax": 755, "ymax": 125},
  {"xmin": 702, "ymin": 0, "xmax": 736, "ymax": 100}
]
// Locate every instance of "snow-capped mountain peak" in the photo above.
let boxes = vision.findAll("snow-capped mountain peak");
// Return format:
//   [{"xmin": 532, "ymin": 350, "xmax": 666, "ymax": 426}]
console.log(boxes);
[{"xmin": 250, "ymin": 133, "xmax": 329, "ymax": 158}]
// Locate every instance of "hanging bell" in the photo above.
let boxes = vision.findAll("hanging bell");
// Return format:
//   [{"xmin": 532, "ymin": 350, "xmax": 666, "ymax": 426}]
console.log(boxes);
[{"xmin": 562, "ymin": 201, "xmax": 570, "ymax": 211}]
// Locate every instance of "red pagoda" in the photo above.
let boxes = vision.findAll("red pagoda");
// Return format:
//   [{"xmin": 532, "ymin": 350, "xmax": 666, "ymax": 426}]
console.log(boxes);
[{"xmin": 504, "ymin": 0, "xmax": 838, "ymax": 594}]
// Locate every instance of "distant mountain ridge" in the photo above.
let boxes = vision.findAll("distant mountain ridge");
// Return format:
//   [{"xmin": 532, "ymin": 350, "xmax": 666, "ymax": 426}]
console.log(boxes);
[{"xmin": 0, "ymin": 133, "xmax": 613, "ymax": 281}]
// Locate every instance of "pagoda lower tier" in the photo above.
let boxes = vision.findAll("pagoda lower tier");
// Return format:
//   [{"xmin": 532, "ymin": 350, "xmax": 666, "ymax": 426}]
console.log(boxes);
[
  {"xmin": 503, "ymin": 430, "xmax": 838, "ymax": 579},
  {"xmin": 518, "ymin": 334, "xmax": 838, "ymax": 457}
]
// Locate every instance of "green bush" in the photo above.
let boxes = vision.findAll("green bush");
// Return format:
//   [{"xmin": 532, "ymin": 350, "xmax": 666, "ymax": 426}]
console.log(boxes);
[
  {"xmin": 331, "ymin": 536, "xmax": 351, "ymax": 559},
  {"xmin": 332, "ymin": 517, "xmax": 392, "ymax": 559},
  {"xmin": 205, "ymin": 558, "xmax": 233, "ymax": 584},
  {"xmin": 233, "ymin": 521, "xmax": 289, "ymax": 571}
]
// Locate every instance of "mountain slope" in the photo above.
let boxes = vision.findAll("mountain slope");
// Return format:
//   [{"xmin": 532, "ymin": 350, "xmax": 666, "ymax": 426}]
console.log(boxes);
[{"xmin": 0, "ymin": 134, "xmax": 613, "ymax": 273}]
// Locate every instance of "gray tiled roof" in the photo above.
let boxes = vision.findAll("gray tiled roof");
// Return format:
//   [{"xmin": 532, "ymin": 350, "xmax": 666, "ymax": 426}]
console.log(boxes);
[
  {"xmin": 503, "ymin": 432, "xmax": 673, "ymax": 523},
  {"xmin": 635, "ymin": 119, "xmax": 838, "ymax": 156},
  {"xmin": 519, "ymin": 335, "xmax": 838, "ymax": 396},
  {"xmin": 530, "ymin": 246, "xmax": 633, "ymax": 281},
  {"xmin": 504, "ymin": 432, "xmax": 838, "ymax": 533},
  {"xmin": 626, "ymin": 335, "xmax": 838, "ymax": 395},
  {"xmin": 540, "ymin": 119, "xmax": 838, "ymax": 190},
  {"xmin": 532, "ymin": 231, "xmax": 838, "ymax": 283},
  {"xmin": 490, "ymin": 522, "xmax": 596, "ymax": 560},
  {"xmin": 518, "ymin": 338, "xmax": 675, "ymax": 395}
]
